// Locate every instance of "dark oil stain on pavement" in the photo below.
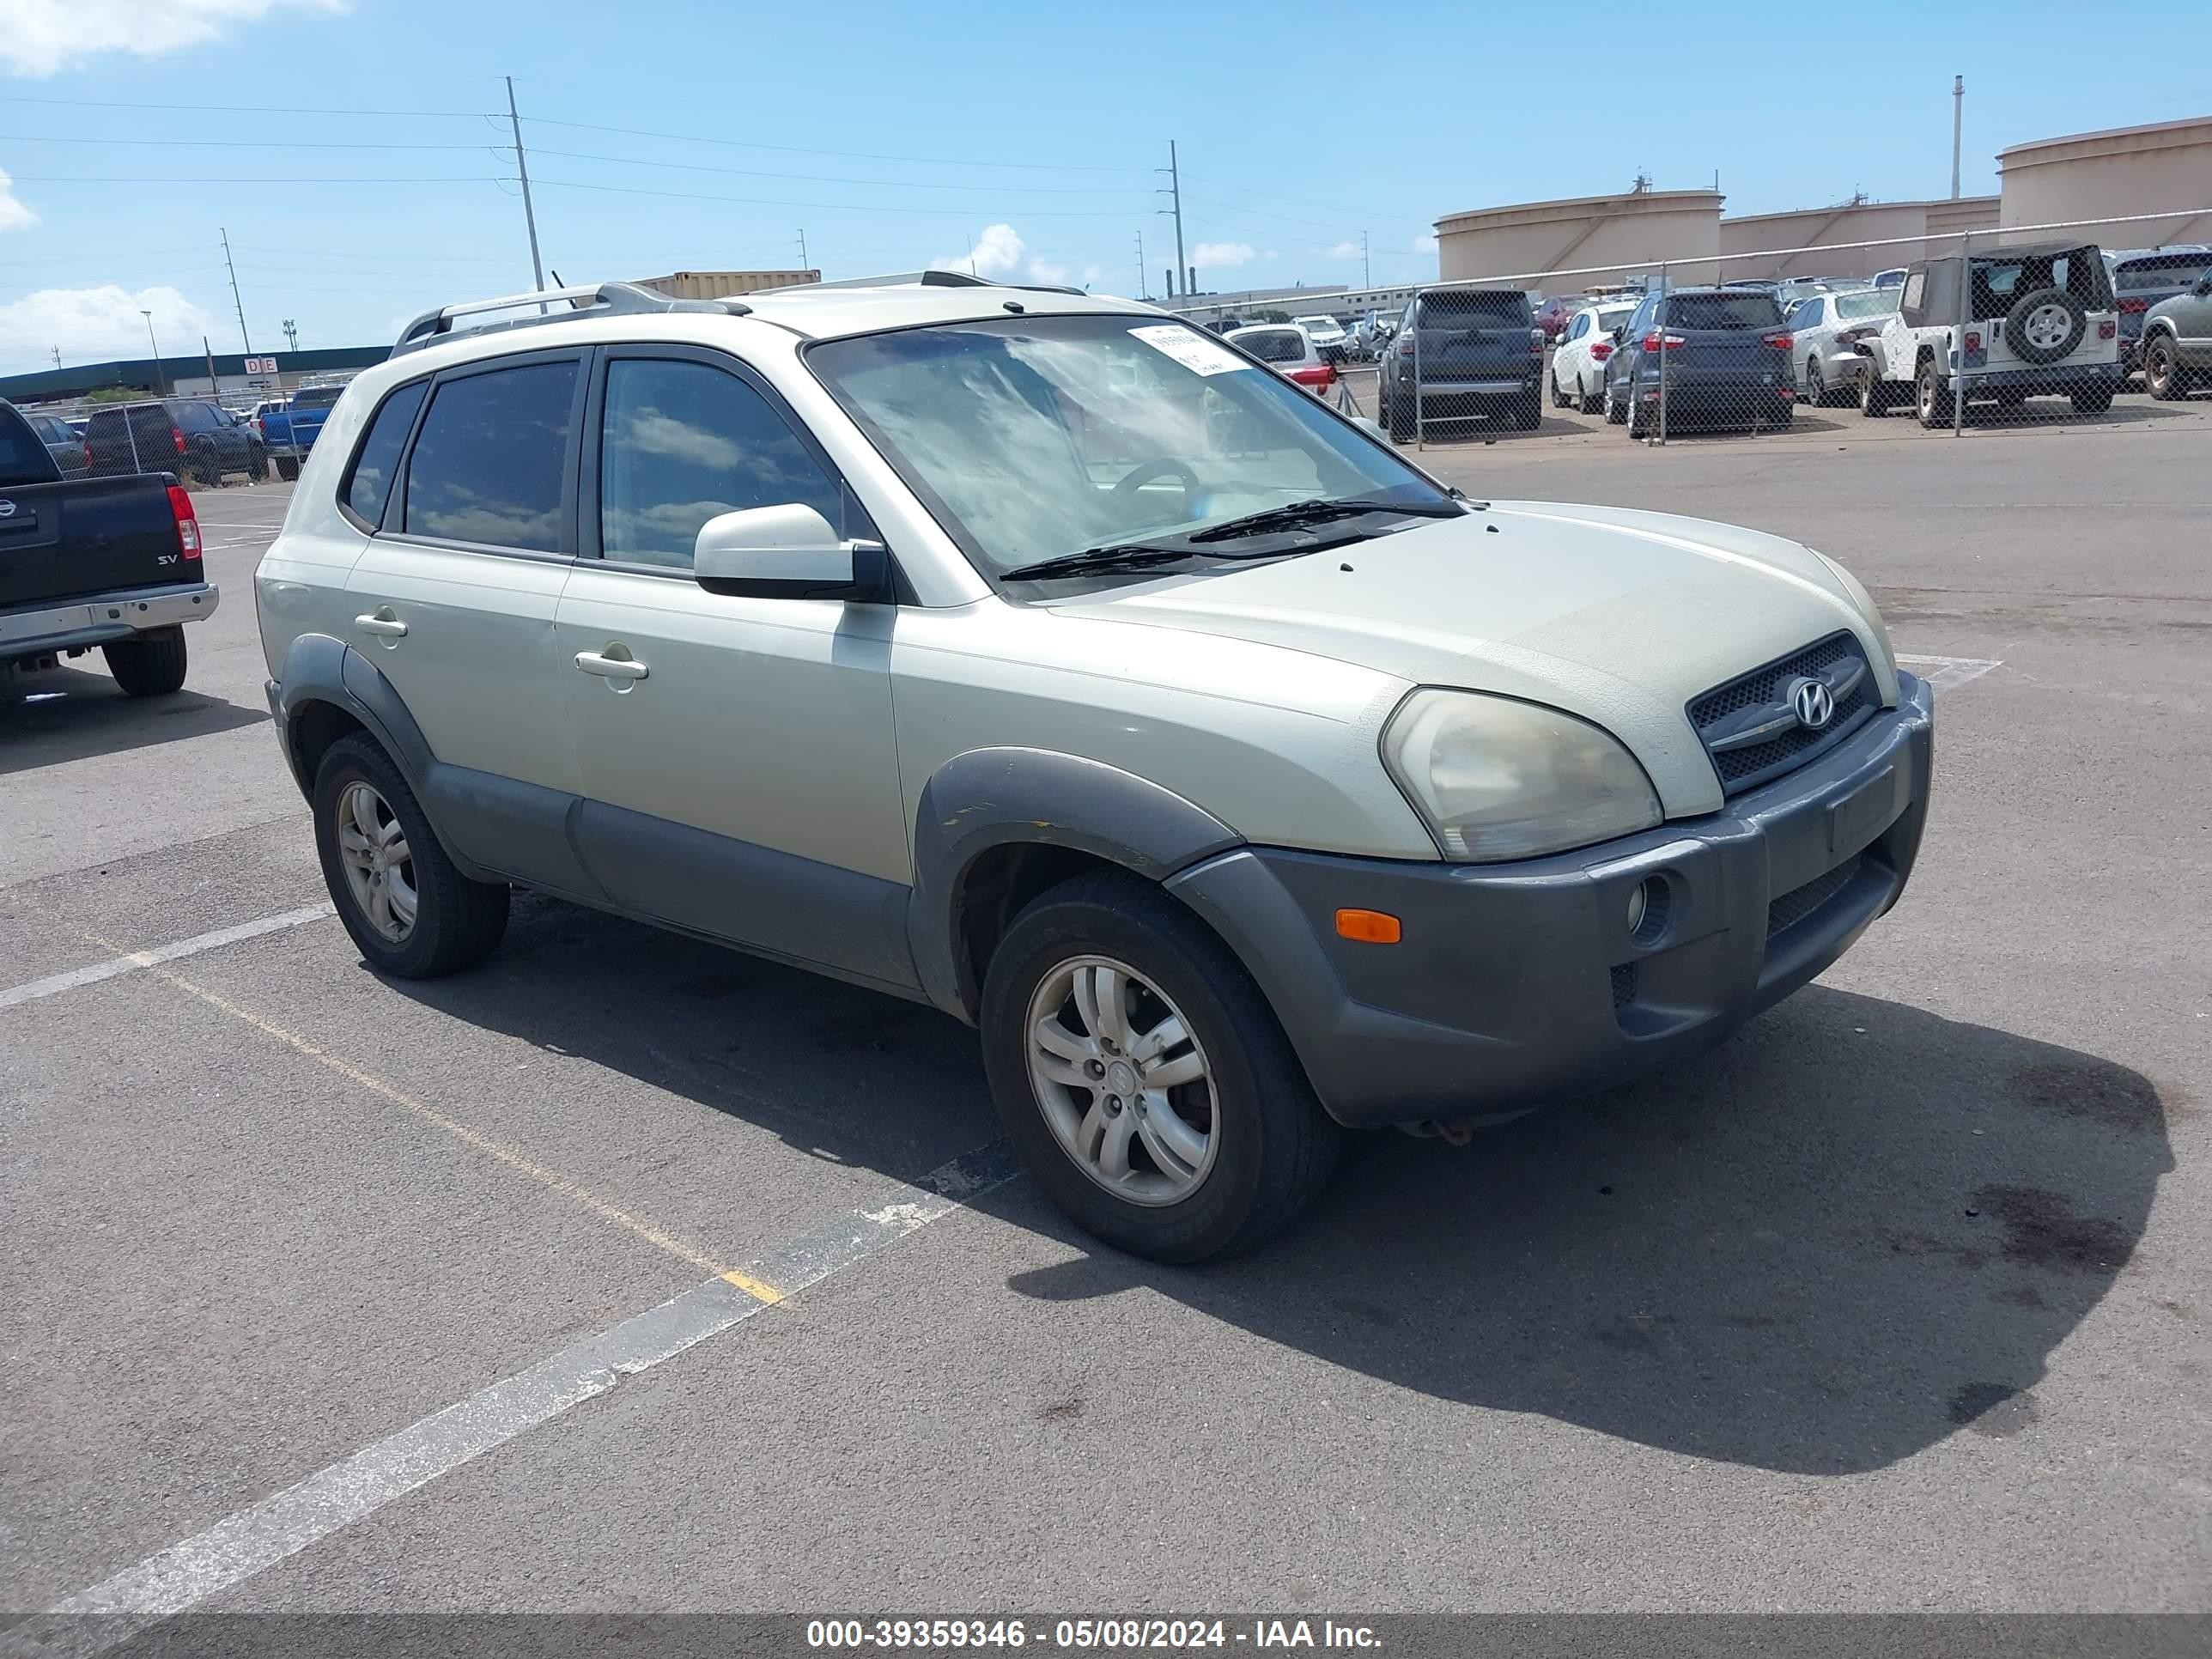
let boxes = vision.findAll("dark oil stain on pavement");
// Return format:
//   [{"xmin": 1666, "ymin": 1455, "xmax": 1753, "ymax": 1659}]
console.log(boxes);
[
  {"xmin": 2008, "ymin": 1058, "xmax": 2172, "ymax": 1133},
  {"xmin": 1948, "ymin": 1382, "xmax": 2041, "ymax": 1437},
  {"xmin": 1972, "ymin": 1185, "xmax": 2134, "ymax": 1274}
]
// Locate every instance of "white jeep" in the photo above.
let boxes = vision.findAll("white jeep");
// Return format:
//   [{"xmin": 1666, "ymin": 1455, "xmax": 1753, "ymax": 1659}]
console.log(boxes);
[
  {"xmin": 1854, "ymin": 240, "xmax": 2120, "ymax": 425},
  {"xmin": 256, "ymin": 276, "xmax": 1933, "ymax": 1261}
]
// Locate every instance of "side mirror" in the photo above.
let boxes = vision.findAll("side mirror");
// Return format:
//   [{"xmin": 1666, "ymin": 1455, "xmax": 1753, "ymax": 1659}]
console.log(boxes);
[
  {"xmin": 693, "ymin": 503, "xmax": 885, "ymax": 601},
  {"xmin": 2195, "ymin": 277, "xmax": 2212, "ymax": 298}
]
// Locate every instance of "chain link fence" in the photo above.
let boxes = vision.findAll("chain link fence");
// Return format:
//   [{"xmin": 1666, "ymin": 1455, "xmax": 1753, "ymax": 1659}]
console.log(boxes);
[{"xmin": 1306, "ymin": 209, "xmax": 2212, "ymax": 447}]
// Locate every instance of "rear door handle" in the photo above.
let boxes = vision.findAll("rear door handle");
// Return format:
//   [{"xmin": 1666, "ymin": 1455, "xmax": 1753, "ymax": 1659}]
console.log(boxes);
[
  {"xmin": 574, "ymin": 650, "xmax": 648, "ymax": 682},
  {"xmin": 354, "ymin": 611, "xmax": 408, "ymax": 638}
]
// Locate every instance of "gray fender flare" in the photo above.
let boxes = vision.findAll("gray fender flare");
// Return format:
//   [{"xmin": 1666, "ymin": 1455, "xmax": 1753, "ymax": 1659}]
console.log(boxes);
[
  {"xmin": 906, "ymin": 748, "xmax": 1242, "ymax": 1020},
  {"xmin": 273, "ymin": 632, "xmax": 437, "ymax": 797}
]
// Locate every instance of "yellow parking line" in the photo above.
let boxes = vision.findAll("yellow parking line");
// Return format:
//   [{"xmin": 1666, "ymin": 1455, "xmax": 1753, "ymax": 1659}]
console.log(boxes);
[{"xmin": 718, "ymin": 1267, "xmax": 786, "ymax": 1305}]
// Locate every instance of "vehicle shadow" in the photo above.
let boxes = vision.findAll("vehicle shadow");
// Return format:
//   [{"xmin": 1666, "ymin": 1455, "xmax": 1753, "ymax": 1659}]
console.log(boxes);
[
  {"xmin": 0, "ymin": 665, "xmax": 267, "ymax": 776},
  {"xmin": 385, "ymin": 895, "xmax": 2172, "ymax": 1478}
]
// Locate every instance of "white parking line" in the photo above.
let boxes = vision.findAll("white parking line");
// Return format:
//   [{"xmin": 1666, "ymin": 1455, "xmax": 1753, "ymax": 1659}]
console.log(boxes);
[
  {"xmin": 0, "ymin": 904, "xmax": 333, "ymax": 1012},
  {"xmin": 0, "ymin": 1143, "xmax": 1018, "ymax": 1659},
  {"xmin": 1897, "ymin": 653, "xmax": 2002, "ymax": 692}
]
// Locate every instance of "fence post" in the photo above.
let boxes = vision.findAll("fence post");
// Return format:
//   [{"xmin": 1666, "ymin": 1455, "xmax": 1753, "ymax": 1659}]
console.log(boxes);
[
  {"xmin": 1656, "ymin": 261, "xmax": 1669, "ymax": 446},
  {"xmin": 1953, "ymin": 227, "xmax": 1971, "ymax": 437},
  {"xmin": 1413, "ymin": 287, "xmax": 1425, "ymax": 450}
]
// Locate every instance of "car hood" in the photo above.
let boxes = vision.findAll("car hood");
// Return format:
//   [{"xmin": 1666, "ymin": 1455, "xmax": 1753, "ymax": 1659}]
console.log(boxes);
[{"xmin": 1048, "ymin": 500, "xmax": 1897, "ymax": 817}]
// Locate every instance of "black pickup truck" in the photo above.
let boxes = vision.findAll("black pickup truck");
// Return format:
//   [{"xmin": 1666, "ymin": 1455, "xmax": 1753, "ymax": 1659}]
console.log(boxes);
[{"xmin": 1, "ymin": 398, "xmax": 221, "ymax": 698}]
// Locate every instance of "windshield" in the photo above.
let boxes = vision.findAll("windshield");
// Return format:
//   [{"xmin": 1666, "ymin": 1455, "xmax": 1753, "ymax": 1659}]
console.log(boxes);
[
  {"xmin": 2116, "ymin": 257, "xmax": 2212, "ymax": 291},
  {"xmin": 807, "ymin": 313, "xmax": 1451, "ymax": 581},
  {"xmin": 1833, "ymin": 289, "xmax": 1899, "ymax": 320},
  {"xmin": 1662, "ymin": 292, "xmax": 1784, "ymax": 329}
]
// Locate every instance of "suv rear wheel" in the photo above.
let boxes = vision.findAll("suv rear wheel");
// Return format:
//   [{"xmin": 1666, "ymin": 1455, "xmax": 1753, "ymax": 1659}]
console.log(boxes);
[
  {"xmin": 2145, "ymin": 337, "xmax": 2185, "ymax": 400},
  {"xmin": 979, "ymin": 869, "xmax": 1341, "ymax": 1262},
  {"xmin": 2070, "ymin": 381, "xmax": 2114, "ymax": 415},
  {"xmin": 312, "ymin": 733, "xmax": 508, "ymax": 978},
  {"xmin": 1916, "ymin": 359, "xmax": 1954, "ymax": 428}
]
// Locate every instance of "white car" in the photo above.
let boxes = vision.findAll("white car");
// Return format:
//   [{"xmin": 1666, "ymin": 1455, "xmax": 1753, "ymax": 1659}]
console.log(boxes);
[
  {"xmin": 1225, "ymin": 322, "xmax": 1340, "ymax": 396},
  {"xmin": 255, "ymin": 276, "xmax": 1931, "ymax": 1261},
  {"xmin": 1784, "ymin": 288, "xmax": 1899, "ymax": 405},
  {"xmin": 1293, "ymin": 313, "xmax": 1349, "ymax": 356},
  {"xmin": 1547, "ymin": 301, "xmax": 1638, "ymax": 413}
]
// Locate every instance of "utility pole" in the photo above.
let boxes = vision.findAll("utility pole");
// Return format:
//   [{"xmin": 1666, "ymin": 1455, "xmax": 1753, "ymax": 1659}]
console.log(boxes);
[
  {"xmin": 506, "ymin": 76, "xmax": 548, "ymax": 299},
  {"xmin": 1163, "ymin": 141, "xmax": 1188, "ymax": 306},
  {"xmin": 797, "ymin": 228, "xmax": 809, "ymax": 271},
  {"xmin": 50, "ymin": 345, "xmax": 60, "ymax": 369},
  {"xmin": 141, "ymin": 310, "xmax": 165, "ymax": 396},
  {"xmin": 1950, "ymin": 76, "xmax": 1964, "ymax": 199},
  {"xmin": 283, "ymin": 318, "xmax": 298, "ymax": 353},
  {"xmin": 221, "ymin": 228, "xmax": 252, "ymax": 353},
  {"xmin": 1361, "ymin": 229, "xmax": 1370, "ymax": 289},
  {"xmin": 1135, "ymin": 226, "xmax": 1146, "ymax": 299}
]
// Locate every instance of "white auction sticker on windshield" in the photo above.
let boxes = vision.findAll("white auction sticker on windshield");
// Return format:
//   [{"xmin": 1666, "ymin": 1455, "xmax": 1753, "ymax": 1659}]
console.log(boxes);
[{"xmin": 1128, "ymin": 324, "xmax": 1249, "ymax": 376}]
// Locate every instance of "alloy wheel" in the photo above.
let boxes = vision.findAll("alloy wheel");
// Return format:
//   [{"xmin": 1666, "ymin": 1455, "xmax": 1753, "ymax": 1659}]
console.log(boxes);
[{"xmin": 335, "ymin": 780, "xmax": 417, "ymax": 943}]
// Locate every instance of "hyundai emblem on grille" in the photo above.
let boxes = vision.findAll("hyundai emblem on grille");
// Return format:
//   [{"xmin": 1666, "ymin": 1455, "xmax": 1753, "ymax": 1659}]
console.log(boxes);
[{"xmin": 1789, "ymin": 678, "xmax": 1836, "ymax": 731}]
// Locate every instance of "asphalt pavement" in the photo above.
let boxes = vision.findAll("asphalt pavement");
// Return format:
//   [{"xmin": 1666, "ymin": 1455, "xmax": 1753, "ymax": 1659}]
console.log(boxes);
[{"xmin": 3, "ymin": 419, "xmax": 2206, "ymax": 1631}]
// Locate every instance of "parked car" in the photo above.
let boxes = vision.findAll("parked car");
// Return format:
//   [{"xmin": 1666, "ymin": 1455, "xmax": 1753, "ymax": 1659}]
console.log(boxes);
[
  {"xmin": 256, "ymin": 276, "xmax": 1929, "ymax": 1261},
  {"xmin": 1531, "ymin": 295, "xmax": 1581, "ymax": 343},
  {"xmin": 259, "ymin": 384, "xmax": 347, "ymax": 481},
  {"xmin": 1293, "ymin": 314, "xmax": 1349, "ymax": 359},
  {"xmin": 1, "ymin": 398, "xmax": 217, "ymax": 698},
  {"xmin": 84, "ymin": 398, "xmax": 267, "ymax": 487},
  {"xmin": 1853, "ymin": 240, "xmax": 2118, "ymax": 424},
  {"xmin": 1548, "ymin": 301, "xmax": 1638, "ymax": 413},
  {"xmin": 1784, "ymin": 287, "xmax": 1899, "ymax": 405},
  {"xmin": 19, "ymin": 408, "xmax": 89, "ymax": 477},
  {"xmin": 1224, "ymin": 322, "xmax": 1340, "ymax": 396},
  {"xmin": 1376, "ymin": 288, "xmax": 1544, "ymax": 439},
  {"xmin": 2106, "ymin": 246, "xmax": 2212, "ymax": 378},
  {"xmin": 1601, "ymin": 286, "xmax": 1796, "ymax": 436},
  {"xmin": 2141, "ymin": 273, "xmax": 2212, "ymax": 400}
]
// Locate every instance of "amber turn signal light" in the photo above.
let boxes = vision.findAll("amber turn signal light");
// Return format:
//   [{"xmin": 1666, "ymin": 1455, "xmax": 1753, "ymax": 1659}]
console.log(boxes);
[{"xmin": 1334, "ymin": 908, "xmax": 1401, "ymax": 945}]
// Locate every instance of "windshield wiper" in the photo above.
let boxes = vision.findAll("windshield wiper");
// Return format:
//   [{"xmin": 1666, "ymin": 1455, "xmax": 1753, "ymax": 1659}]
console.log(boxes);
[
  {"xmin": 998, "ymin": 544, "xmax": 1210, "ymax": 582},
  {"xmin": 1184, "ymin": 496, "xmax": 1466, "ymax": 544}
]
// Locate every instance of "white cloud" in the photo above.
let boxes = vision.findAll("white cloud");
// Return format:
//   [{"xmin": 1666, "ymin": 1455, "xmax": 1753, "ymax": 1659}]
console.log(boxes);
[
  {"xmin": 1, "ymin": 0, "xmax": 348, "ymax": 76},
  {"xmin": 0, "ymin": 285, "xmax": 222, "ymax": 369},
  {"xmin": 1326, "ymin": 240, "xmax": 1363, "ymax": 261},
  {"xmin": 1028, "ymin": 257, "xmax": 1070, "ymax": 284},
  {"xmin": 0, "ymin": 170, "xmax": 35, "ymax": 234},
  {"xmin": 1413, "ymin": 233, "xmax": 1439, "ymax": 253},
  {"xmin": 1192, "ymin": 241, "xmax": 1255, "ymax": 270},
  {"xmin": 932, "ymin": 223, "xmax": 1024, "ymax": 276}
]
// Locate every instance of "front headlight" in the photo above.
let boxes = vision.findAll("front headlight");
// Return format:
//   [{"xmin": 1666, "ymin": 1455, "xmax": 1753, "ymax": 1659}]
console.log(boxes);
[
  {"xmin": 1381, "ymin": 690, "xmax": 1662, "ymax": 862},
  {"xmin": 1813, "ymin": 550, "xmax": 1897, "ymax": 674}
]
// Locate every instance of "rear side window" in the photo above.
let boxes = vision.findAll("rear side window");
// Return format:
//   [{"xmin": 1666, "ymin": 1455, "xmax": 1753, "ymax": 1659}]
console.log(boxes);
[
  {"xmin": 403, "ymin": 361, "xmax": 576, "ymax": 550},
  {"xmin": 0, "ymin": 405, "xmax": 60, "ymax": 485},
  {"xmin": 2116, "ymin": 257, "xmax": 2212, "ymax": 291},
  {"xmin": 598, "ymin": 357, "xmax": 842, "ymax": 569},
  {"xmin": 1662, "ymin": 293, "xmax": 1784, "ymax": 329},
  {"xmin": 1235, "ymin": 329, "xmax": 1307, "ymax": 364},
  {"xmin": 290, "ymin": 386, "xmax": 345, "ymax": 410},
  {"xmin": 343, "ymin": 380, "xmax": 428, "ymax": 529}
]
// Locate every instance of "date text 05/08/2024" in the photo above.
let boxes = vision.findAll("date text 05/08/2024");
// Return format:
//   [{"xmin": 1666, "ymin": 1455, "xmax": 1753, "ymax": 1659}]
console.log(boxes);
[{"xmin": 806, "ymin": 1619, "xmax": 1382, "ymax": 1650}]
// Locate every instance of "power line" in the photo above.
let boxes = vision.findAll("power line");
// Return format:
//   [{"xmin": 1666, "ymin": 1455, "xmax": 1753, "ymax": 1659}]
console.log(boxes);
[
  {"xmin": 0, "ymin": 94, "xmax": 493, "ymax": 117},
  {"xmin": 519, "ymin": 114, "xmax": 1148, "ymax": 174},
  {"xmin": 529, "ymin": 177, "xmax": 1144, "ymax": 218},
  {"xmin": 0, "ymin": 132, "xmax": 494, "ymax": 150},
  {"xmin": 9, "ymin": 174, "xmax": 503, "ymax": 185},
  {"xmin": 525, "ymin": 147, "xmax": 1155, "ymax": 196}
]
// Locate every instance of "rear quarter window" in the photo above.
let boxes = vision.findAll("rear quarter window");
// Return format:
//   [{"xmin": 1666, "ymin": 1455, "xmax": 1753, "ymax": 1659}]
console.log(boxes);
[
  {"xmin": 401, "ymin": 360, "xmax": 578, "ymax": 551},
  {"xmin": 1234, "ymin": 329, "xmax": 1308, "ymax": 364},
  {"xmin": 341, "ymin": 380, "xmax": 428, "ymax": 531}
]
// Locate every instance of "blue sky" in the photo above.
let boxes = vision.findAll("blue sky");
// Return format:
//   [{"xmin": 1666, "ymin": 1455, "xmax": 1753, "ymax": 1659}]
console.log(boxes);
[{"xmin": 0, "ymin": 0, "xmax": 2205, "ymax": 373}]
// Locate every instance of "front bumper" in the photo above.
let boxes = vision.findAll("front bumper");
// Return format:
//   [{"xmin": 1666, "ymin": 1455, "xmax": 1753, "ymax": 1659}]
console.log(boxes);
[
  {"xmin": 2, "ymin": 581, "xmax": 221, "ymax": 659},
  {"xmin": 1169, "ymin": 672, "xmax": 1935, "ymax": 1127}
]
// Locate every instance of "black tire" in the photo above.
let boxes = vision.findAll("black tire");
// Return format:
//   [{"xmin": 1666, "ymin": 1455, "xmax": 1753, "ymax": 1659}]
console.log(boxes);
[
  {"xmin": 1385, "ymin": 385, "xmax": 1414, "ymax": 443},
  {"xmin": 247, "ymin": 443, "xmax": 268, "ymax": 482},
  {"xmin": 1916, "ymin": 359, "xmax": 1954, "ymax": 428},
  {"xmin": 1510, "ymin": 392, "xmax": 1540, "ymax": 430},
  {"xmin": 189, "ymin": 443, "xmax": 222, "ymax": 489},
  {"xmin": 2070, "ymin": 381, "xmax": 2114, "ymax": 415},
  {"xmin": 101, "ymin": 630, "xmax": 187, "ymax": 697},
  {"xmin": 1803, "ymin": 356, "xmax": 1826, "ymax": 406},
  {"xmin": 313, "ymin": 733, "xmax": 508, "ymax": 979},
  {"xmin": 1577, "ymin": 374, "xmax": 1602, "ymax": 415},
  {"xmin": 979, "ymin": 869, "xmax": 1342, "ymax": 1263},
  {"xmin": 1626, "ymin": 388, "xmax": 1649, "ymax": 438},
  {"xmin": 2145, "ymin": 337, "xmax": 2184, "ymax": 401},
  {"xmin": 1551, "ymin": 370, "xmax": 1570, "ymax": 410},
  {"xmin": 1763, "ymin": 401, "xmax": 1795, "ymax": 429},
  {"xmin": 1857, "ymin": 362, "xmax": 1891, "ymax": 417},
  {"xmin": 1603, "ymin": 377, "xmax": 1627, "ymax": 423},
  {"xmin": 274, "ymin": 455, "xmax": 301, "ymax": 483},
  {"xmin": 2003, "ymin": 286, "xmax": 2087, "ymax": 368}
]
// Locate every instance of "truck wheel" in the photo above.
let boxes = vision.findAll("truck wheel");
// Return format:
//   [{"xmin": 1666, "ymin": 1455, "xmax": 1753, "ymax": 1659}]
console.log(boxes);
[
  {"xmin": 2070, "ymin": 381, "xmax": 2114, "ymax": 415},
  {"xmin": 2145, "ymin": 337, "xmax": 2183, "ymax": 401},
  {"xmin": 313, "ymin": 733, "xmax": 509, "ymax": 979},
  {"xmin": 979, "ymin": 868, "xmax": 1342, "ymax": 1263},
  {"xmin": 275, "ymin": 456, "xmax": 301, "ymax": 483},
  {"xmin": 1385, "ymin": 386, "xmax": 1413, "ymax": 442},
  {"xmin": 1511, "ymin": 391, "xmax": 1541, "ymax": 430},
  {"xmin": 1857, "ymin": 363, "xmax": 1891, "ymax": 417},
  {"xmin": 1916, "ymin": 360, "xmax": 1954, "ymax": 428},
  {"xmin": 102, "ymin": 631, "xmax": 188, "ymax": 697},
  {"xmin": 189, "ymin": 445, "xmax": 222, "ymax": 489},
  {"xmin": 247, "ymin": 443, "xmax": 268, "ymax": 482}
]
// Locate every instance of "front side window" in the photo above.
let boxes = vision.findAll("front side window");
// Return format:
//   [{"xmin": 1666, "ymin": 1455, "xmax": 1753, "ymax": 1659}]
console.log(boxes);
[
  {"xmin": 403, "ymin": 360, "xmax": 576, "ymax": 550},
  {"xmin": 808, "ymin": 313, "xmax": 1452, "ymax": 582},
  {"xmin": 344, "ymin": 380, "xmax": 427, "ymax": 529},
  {"xmin": 598, "ymin": 357, "xmax": 842, "ymax": 569}
]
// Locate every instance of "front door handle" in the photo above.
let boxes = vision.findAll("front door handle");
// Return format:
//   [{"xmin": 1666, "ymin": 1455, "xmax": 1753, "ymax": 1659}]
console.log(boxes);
[
  {"xmin": 354, "ymin": 610, "xmax": 408, "ymax": 639},
  {"xmin": 574, "ymin": 650, "xmax": 648, "ymax": 682}
]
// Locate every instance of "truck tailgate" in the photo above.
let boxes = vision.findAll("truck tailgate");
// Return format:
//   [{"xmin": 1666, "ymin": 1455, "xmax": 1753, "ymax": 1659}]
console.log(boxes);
[{"xmin": 0, "ymin": 473, "xmax": 192, "ymax": 611}]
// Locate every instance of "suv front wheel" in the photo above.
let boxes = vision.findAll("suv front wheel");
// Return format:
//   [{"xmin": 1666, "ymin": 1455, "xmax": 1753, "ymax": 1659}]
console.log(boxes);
[
  {"xmin": 979, "ymin": 870, "xmax": 1341, "ymax": 1262},
  {"xmin": 313, "ymin": 733, "xmax": 509, "ymax": 978}
]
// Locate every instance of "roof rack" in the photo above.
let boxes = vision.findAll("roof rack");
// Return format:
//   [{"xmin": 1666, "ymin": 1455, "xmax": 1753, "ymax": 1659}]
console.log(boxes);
[
  {"xmin": 391, "ymin": 280, "xmax": 750, "ymax": 358},
  {"xmin": 917, "ymin": 269, "xmax": 1088, "ymax": 297}
]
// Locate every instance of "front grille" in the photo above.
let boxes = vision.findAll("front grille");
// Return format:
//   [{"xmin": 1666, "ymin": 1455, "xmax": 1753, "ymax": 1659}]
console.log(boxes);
[
  {"xmin": 1766, "ymin": 855, "xmax": 1863, "ymax": 938},
  {"xmin": 1689, "ymin": 632, "xmax": 1876, "ymax": 795}
]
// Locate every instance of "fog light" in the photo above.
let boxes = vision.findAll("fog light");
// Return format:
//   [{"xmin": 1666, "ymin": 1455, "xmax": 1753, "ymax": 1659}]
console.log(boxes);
[{"xmin": 1627, "ymin": 876, "xmax": 1671, "ymax": 945}]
